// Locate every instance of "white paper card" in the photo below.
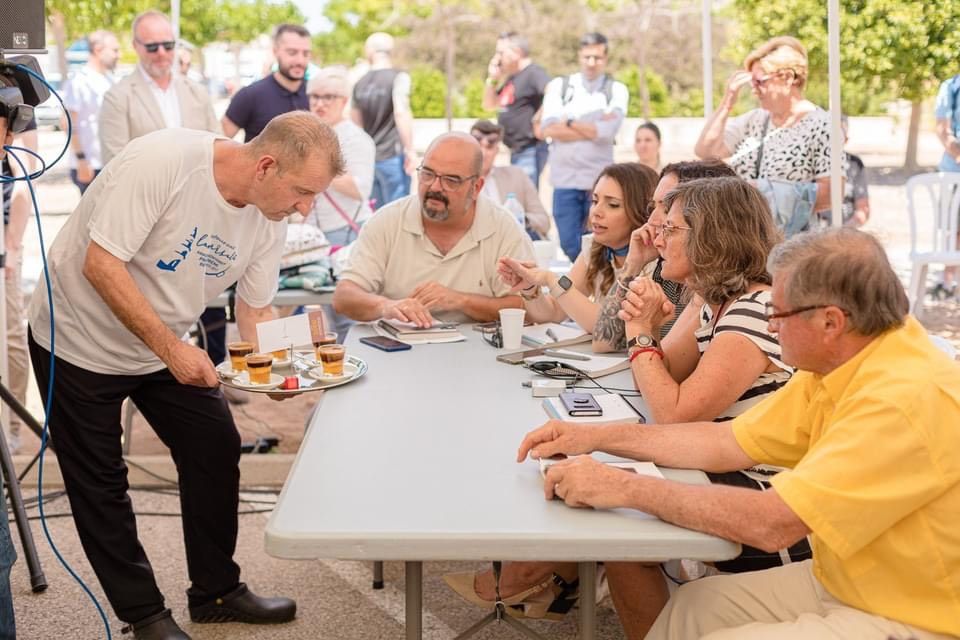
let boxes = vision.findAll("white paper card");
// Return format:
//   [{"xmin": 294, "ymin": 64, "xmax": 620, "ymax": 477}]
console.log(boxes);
[{"xmin": 256, "ymin": 315, "xmax": 312, "ymax": 354}]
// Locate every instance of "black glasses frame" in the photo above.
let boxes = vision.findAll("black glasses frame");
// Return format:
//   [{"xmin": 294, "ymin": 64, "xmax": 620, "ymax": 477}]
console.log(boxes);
[
  {"xmin": 416, "ymin": 166, "xmax": 478, "ymax": 191},
  {"xmin": 764, "ymin": 303, "xmax": 833, "ymax": 321}
]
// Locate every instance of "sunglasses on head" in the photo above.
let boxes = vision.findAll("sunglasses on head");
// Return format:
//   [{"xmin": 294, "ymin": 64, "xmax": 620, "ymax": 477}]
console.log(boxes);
[
  {"xmin": 138, "ymin": 40, "xmax": 175, "ymax": 53},
  {"xmin": 471, "ymin": 132, "xmax": 501, "ymax": 147}
]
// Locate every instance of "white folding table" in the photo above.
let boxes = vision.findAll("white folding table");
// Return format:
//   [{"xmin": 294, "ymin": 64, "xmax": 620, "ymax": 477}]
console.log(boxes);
[{"xmin": 266, "ymin": 324, "xmax": 740, "ymax": 639}]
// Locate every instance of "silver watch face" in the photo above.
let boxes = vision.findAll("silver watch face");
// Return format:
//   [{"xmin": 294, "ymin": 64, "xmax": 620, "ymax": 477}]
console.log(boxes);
[{"xmin": 632, "ymin": 334, "xmax": 654, "ymax": 348}]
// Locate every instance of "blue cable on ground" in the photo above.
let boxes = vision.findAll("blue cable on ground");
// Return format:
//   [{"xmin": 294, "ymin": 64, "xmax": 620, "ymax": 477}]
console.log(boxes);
[{"xmin": 2, "ymin": 63, "xmax": 113, "ymax": 639}]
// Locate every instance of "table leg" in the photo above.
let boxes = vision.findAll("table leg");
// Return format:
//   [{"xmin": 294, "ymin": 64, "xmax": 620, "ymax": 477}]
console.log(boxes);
[
  {"xmin": 578, "ymin": 561, "xmax": 596, "ymax": 640},
  {"xmin": 405, "ymin": 561, "xmax": 423, "ymax": 640}
]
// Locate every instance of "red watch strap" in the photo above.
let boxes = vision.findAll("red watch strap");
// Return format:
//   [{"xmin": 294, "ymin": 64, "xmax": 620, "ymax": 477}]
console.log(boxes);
[{"xmin": 629, "ymin": 347, "xmax": 664, "ymax": 362}]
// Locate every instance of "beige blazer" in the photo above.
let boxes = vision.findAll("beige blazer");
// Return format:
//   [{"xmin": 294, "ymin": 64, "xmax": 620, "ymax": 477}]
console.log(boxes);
[
  {"xmin": 487, "ymin": 165, "xmax": 550, "ymax": 237},
  {"xmin": 99, "ymin": 69, "xmax": 220, "ymax": 164}
]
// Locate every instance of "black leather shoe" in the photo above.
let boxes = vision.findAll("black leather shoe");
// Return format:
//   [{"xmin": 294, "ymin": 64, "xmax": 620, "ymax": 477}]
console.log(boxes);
[
  {"xmin": 189, "ymin": 583, "xmax": 296, "ymax": 624},
  {"xmin": 121, "ymin": 609, "xmax": 191, "ymax": 640}
]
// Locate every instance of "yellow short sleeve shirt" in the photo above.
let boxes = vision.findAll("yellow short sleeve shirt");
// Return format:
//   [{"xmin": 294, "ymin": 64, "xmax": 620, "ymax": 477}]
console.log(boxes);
[{"xmin": 733, "ymin": 317, "xmax": 960, "ymax": 636}]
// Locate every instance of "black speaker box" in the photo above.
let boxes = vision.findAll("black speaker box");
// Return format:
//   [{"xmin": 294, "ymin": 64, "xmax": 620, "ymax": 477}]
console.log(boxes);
[{"xmin": 0, "ymin": 0, "xmax": 46, "ymax": 53}]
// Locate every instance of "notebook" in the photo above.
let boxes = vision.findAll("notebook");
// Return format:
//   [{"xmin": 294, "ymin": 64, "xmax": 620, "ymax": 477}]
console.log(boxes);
[
  {"xmin": 376, "ymin": 319, "xmax": 466, "ymax": 344},
  {"xmin": 542, "ymin": 393, "xmax": 645, "ymax": 424}
]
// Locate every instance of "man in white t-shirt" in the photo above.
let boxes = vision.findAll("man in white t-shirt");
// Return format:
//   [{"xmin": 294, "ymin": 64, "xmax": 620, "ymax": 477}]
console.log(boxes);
[
  {"xmin": 333, "ymin": 132, "xmax": 534, "ymax": 326},
  {"xmin": 62, "ymin": 29, "xmax": 119, "ymax": 194},
  {"xmin": 27, "ymin": 112, "xmax": 343, "ymax": 639}
]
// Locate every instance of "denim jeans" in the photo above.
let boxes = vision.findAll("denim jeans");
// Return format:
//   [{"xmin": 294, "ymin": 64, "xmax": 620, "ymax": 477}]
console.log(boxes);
[
  {"xmin": 510, "ymin": 141, "xmax": 549, "ymax": 191},
  {"xmin": 0, "ymin": 472, "xmax": 17, "ymax": 640},
  {"xmin": 552, "ymin": 188, "xmax": 592, "ymax": 261},
  {"xmin": 372, "ymin": 154, "xmax": 410, "ymax": 209}
]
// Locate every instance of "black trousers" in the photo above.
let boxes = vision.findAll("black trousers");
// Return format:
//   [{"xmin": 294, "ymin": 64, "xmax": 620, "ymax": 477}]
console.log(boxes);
[{"xmin": 28, "ymin": 330, "xmax": 242, "ymax": 623}]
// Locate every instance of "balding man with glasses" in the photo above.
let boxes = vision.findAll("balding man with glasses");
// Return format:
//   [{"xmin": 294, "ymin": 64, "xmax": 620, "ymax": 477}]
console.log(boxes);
[
  {"xmin": 99, "ymin": 10, "xmax": 219, "ymax": 164},
  {"xmin": 333, "ymin": 132, "xmax": 535, "ymax": 327}
]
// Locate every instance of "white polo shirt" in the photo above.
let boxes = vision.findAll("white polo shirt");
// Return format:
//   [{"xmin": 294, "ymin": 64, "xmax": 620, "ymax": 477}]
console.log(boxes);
[{"xmin": 339, "ymin": 194, "xmax": 535, "ymax": 323}]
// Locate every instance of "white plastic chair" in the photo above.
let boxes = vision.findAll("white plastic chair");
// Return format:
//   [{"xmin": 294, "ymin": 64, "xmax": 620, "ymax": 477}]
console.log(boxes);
[{"xmin": 905, "ymin": 173, "xmax": 960, "ymax": 315}]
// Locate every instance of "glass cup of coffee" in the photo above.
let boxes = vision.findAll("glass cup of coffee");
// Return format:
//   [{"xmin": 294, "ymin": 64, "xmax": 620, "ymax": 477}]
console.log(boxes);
[
  {"xmin": 313, "ymin": 332, "xmax": 338, "ymax": 360},
  {"xmin": 244, "ymin": 353, "xmax": 274, "ymax": 384},
  {"xmin": 317, "ymin": 344, "xmax": 346, "ymax": 376},
  {"xmin": 271, "ymin": 347, "xmax": 289, "ymax": 362},
  {"xmin": 228, "ymin": 341, "xmax": 255, "ymax": 372}
]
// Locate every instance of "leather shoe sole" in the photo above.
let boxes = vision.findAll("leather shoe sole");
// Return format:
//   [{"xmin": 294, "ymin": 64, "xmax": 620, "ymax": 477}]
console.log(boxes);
[
  {"xmin": 189, "ymin": 583, "xmax": 296, "ymax": 624},
  {"xmin": 121, "ymin": 609, "xmax": 191, "ymax": 639}
]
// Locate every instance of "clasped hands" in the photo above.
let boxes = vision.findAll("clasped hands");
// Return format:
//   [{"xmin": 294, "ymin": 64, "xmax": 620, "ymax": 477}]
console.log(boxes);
[
  {"xmin": 381, "ymin": 281, "xmax": 465, "ymax": 328},
  {"xmin": 618, "ymin": 276, "xmax": 675, "ymax": 335},
  {"xmin": 515, "ymin": 419, "xmax": 637, "ymax": 510}
]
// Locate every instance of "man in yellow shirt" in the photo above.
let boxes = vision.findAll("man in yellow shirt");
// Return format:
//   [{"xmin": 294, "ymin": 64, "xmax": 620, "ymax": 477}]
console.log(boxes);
[{"xmin": 516, "ymin": 228, "xmax": 960, "ymax": 640}]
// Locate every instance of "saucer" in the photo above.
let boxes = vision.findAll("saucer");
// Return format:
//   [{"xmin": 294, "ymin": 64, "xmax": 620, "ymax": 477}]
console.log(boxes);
[
  {"xmin": 216, "ymin": 361, "xmax": 242, "ymax": 379},
  {"xmin": 233, "ymin": 372, "xmax": 284, "ymax": 389},
  {"xmin": 306, "ymin": 361, "xmax": 359, "ymax": 383}
]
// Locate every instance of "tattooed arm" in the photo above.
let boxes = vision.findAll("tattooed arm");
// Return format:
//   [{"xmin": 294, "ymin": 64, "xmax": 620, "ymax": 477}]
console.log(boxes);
[{"xmin": 591, "ymin": 274, "xmax": 635, "ymax": 353}]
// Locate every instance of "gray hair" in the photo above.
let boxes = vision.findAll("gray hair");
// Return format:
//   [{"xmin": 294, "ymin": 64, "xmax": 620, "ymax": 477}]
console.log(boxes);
[
  {"xmin": 249, "ymin": 111, "xmax": 345, "ymax": 178},
  {"xmin": 131, "ymin": 10, "xmax": 170, "ymax": 39},
  {"xmin": 767, "ymin": 228, "xmax": 908, "ymax": 336},
  {"xmin": 308, "ymin": 67, "xmax": 350, "ymax": 97},
  {"xmin": 498, "ymin": 31, "xmax": 530, "ymax": 57}
]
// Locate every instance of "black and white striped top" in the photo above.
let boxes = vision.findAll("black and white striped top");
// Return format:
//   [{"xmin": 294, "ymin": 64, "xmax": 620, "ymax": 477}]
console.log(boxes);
[{"xmin": 695, "ymin": 290, "xmax": 792, "ymax": 421}]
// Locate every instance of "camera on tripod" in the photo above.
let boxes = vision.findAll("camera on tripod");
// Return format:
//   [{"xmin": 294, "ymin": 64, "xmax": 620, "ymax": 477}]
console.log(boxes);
[{"xmin": 0, "ymin": 54, "xmax": 50, "ymax": 133}]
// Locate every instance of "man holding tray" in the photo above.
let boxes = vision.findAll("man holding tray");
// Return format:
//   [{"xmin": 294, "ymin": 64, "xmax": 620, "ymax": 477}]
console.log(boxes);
[{"xmin": 27, "ymin": 111, "xmax": 342, "ymax": 639}]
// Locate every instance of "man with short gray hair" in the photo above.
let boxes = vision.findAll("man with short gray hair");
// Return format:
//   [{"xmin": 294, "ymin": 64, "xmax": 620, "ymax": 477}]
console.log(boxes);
[
  {"xmin": 28, "ymin": 111, "xmax": 342, "ymax": 639},
  {"xmin": 517, "ymin": 228, "xmax": 960, "ymax": 640}
]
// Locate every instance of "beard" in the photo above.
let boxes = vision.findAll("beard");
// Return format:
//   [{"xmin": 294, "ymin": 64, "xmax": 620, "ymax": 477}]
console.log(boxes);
[
  {"xmin": 421, "ymin": 191, "xmax": 450, "ymax": 221},
  {"xmin": 277, "ymin": 62, "xmax": 305, "ymax": 82}
]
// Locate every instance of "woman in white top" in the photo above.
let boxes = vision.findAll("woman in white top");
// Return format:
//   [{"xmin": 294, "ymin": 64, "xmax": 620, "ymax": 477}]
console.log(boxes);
[
  {"xmin": 694, "ymin": 36, "xmax": 837, "ymax": 215},
  {"xmin": 497, "ymin": 162, "xmax": 682, "ymax": 351},
  {"xmin": 304, "ymin": 68, "xmax": 376, "ymax": 247}
]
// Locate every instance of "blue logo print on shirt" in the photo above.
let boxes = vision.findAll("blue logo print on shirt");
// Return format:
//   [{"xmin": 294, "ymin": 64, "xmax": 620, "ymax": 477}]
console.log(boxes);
[{"xmin": 156, "ymin": 227, "xmax": 239, "ymax": 277}]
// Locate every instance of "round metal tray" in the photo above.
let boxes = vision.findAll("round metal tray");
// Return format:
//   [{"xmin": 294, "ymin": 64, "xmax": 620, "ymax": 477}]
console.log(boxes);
[{"xmin": 219, "ymin": 354, "xmax": 367, "ymax": 395}]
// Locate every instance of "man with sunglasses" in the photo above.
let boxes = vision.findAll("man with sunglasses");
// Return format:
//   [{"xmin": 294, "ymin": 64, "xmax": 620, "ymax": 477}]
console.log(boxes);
[
  {"xmin": 540, "ymin": 32, "xmax": 628, "ymax": 262},
  {"xmin": 100, "ymin": 10, "xmax": 219, "ymax": 164},
  {"xmin": 222, "ymin": 24, "xmax": 312, "ymax": 142},
  {"xmin": 333, "ymin": 132, "xmax": 534, "ymax": 327},
  {"xmin": 517, "ymin": 228, "xmax": 960, "ymax": 640}
]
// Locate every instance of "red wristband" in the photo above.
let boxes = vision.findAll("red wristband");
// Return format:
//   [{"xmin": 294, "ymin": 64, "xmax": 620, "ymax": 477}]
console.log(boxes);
[{"xmin": 629, "ymin": 347, "xmax": 664, "ymax": 362}]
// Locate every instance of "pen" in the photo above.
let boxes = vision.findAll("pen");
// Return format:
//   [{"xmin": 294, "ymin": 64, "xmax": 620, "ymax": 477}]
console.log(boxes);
[
  {"xmin": 545, "ymin": 328, "xmax": 559, "ymax": 342},
  {"xmin": 542, "ymin": 349, "xmax": 591, "ymax": 361}
]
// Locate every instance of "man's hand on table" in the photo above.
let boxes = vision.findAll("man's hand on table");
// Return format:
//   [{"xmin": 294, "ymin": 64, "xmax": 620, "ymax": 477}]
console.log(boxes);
[
  {"xmin": 411, "ymin": 281, "xmax": 465, "ymax": 313},
  {"xmin": 516, "ymin": 420, "xmax": 600, "ymax": 462},
  {"xmin": 381, "ymin": 297, "xmax": 434, "ymax": 327},
  {"xmin": 543, "ymin": 455, "xmax": 636, "ymax": 509},
  {"xmin": 163, "ymin": 342, "xmax": 219, "ymax": 387}
]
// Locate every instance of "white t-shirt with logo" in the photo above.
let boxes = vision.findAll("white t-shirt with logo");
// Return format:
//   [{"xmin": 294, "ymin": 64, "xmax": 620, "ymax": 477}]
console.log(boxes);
[{"xmin": 28, "ymin": 129, "xmax": 285, "ymax": 375}]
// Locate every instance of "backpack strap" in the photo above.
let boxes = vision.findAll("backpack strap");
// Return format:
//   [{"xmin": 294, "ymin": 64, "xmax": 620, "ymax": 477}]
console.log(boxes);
[
  {"xmin": 560, "ymin": 75, "xmax": 572, "ymax": 106},
  {"xmin": 950, "ymin": 74, "xmax": 960, "ymax": 138}
]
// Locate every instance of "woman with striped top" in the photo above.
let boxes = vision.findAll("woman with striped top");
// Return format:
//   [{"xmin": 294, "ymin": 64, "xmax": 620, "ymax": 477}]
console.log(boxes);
[
  {"xmin": 620, "ymin": 176, "xmax": 791, "ymax": 423},
  {"xmin": 603, "ymin": 176, "xmax": 802, "ymax": 639}
]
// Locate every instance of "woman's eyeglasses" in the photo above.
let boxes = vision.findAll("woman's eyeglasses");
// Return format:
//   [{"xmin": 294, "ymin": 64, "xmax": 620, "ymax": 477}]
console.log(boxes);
[
  {"xmin": 309, "ymin": 93, "xmax": 345, "ymax": 103},
  {"xmin": 416, "ymin": 166, "xmax": 477, "ymax": 191},
  {"xmin": 136, "ymin": 40, "xmax": 175, "ymax": 53},
  {"xmin": 651, "ymin": 222, "xmax": 692, "ymax": 238}
]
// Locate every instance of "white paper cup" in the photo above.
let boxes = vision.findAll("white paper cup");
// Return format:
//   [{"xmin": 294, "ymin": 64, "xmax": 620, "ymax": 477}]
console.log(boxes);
[
  {"xmin": 499, "ymin": 308, "xmax": 526, "ymax": 350},
  {"xmin": 532, "ymin": 240, "xmax": 555, "ymax": 269}
]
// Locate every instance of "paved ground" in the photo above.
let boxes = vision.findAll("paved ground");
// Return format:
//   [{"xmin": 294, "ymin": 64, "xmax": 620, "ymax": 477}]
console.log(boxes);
[{"xmin": 4, "ymin": 124, "xmax": 958, "ymax": 639}]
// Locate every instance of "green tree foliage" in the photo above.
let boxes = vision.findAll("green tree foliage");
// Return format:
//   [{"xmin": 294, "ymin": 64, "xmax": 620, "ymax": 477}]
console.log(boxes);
[
  {"xmin": 313, "ymin": 0, "xmax": 422, "ymax": 66},
  {"xmin": 409, "ymin": 66, "xmax": 447, "ymax": 118},
  {"xmin": 727, "ymin": 0, "xmax": 960, "ymax": 113},
  {"xmin": 614, "ymin": 66, "xmax": 672, "ymax": 117},
  {"xmin": 46, "ymin": 0, "xmax": 302, "ymax": 46}
]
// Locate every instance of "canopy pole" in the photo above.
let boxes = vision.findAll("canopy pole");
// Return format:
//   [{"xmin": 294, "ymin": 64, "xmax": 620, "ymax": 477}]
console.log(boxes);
[{"xmin": 828, "ymin": 0, "xmax": 843, "ymax": 226}]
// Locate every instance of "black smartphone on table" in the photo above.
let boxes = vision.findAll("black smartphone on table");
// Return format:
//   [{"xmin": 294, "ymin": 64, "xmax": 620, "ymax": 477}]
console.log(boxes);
[{"xmin": 359, "ymin": 336, "xmax": 412, "ymax": 352}]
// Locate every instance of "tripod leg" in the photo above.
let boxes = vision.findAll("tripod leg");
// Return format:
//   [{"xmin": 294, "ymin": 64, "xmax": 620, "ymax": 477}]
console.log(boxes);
[{"xmin": 0, "ymin": 425, "xmax": 47, "ymax": 592}]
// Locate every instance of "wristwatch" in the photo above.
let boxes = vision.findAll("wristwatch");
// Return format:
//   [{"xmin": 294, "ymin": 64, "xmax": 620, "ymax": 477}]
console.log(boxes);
[
  {"xmin": 565, "ymin": 118, "xmax": 574, "ymax": 128},
  {"xmin": 550, "ymin": 275, "xmax": 573, "ymax": 298},
  {"xmin": 626, "ymin": 334, "xmax": 659, "ymax": 350},
  {"xmin": 75, "ymin": 152, "xmax": 86, "ymax": 160}
]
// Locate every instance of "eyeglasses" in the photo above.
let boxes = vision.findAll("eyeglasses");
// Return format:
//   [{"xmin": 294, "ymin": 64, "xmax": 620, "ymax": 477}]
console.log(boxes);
[
  {"xmin": 471, "ymin": 132, "xmax": 501, "ymax": 148},
  {"xmin": 136, "ymin": 39, "xmax": 175, "ymax": 53},
  {"xmin": 416, "ymin": 166, "xmax": 477, "ymax": 191},
  {"xmin": 764, "ymin": 303, "xmax": 836, "ymax": 321},
  {"xmin": 651, "ymin": 222, "xmax": 691, "ymax": 238},
  {"xmin": 580, "ymin": 54, "xmax": 607, "ymax": 63},
  {"xmin": 751, "ymin": 74, "xmax": 775, "ymax": 88},
  {"xmin": 309, "ymin": 93, "xmax": 345, "ymax": 103}
]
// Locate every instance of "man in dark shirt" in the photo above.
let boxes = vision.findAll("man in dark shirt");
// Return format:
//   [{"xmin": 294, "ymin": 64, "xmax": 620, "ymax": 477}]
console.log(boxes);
[
  {"xmin": 351, "ymin": 32, "xmax": 416, "ymax": 208},
  {"xmin": 482, "ymin": 32, "xmax": 550, "ymax": 190},
  {"xmin": 222, "ymin": 23, "xmax": 312, "ymax": 141}
]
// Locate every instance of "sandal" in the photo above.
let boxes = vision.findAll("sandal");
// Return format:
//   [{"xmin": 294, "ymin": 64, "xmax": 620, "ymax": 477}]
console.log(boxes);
[{"xmin": 443, "ymin": 570, "xmax": 580, "ymax": 622}]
